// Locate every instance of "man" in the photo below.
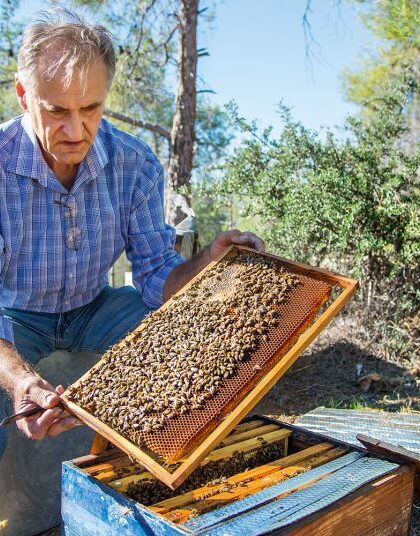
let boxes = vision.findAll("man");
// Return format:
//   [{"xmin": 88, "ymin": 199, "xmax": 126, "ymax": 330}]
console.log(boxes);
[{"xmin": 0, "ymin": 9, "xmax": 263, "ymax": 458}]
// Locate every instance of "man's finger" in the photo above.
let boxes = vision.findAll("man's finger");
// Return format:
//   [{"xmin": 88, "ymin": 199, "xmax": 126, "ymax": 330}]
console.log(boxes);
[
  {"xmin": 30, "ymin": 386, "xmax": 60, "ymax": 410},
  {"xmin": 216, "ymin": 229, "xmax": 242, "ymax": 247},
  {"xmin": 47, "ymin": 417, "xmax": 83, "ymax": 437},
  {"xmin": 55, "ymin": 385, "xmax": 65, "ymax": 395},
  {"xmin": 232, "ymin": 232, "xmax": 265, "ymax": 252},
  {"xmin": 23, "ymin": 409, "xmax": 44, "ymax": 422},
  {"xmin": 16, "ymin": 408, "xmax": 57, "ymax": 438},
  {"xmin": 19, "ymin": 407, "xmax": 63, "ymax": 440},
  {"xmin": 210, "ymin": 229, "xmax": 265, "ymax": 261}
]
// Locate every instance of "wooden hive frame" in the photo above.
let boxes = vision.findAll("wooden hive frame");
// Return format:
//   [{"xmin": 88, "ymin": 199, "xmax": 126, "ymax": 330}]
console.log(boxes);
[
  {"xmin": 63, "ymin": 416, "xmax": 414, "ymax": 536},
  {"xmin": 74, "ymin": 418, "xmax": 347, "ymax": 523},
  {"xmin": 61, "ymin": 246, "xmax": 358, "ymax": 489}
]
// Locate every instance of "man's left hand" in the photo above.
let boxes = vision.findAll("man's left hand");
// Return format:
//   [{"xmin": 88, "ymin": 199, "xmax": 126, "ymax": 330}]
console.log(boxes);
[{"xmin": 209, "ymin": 229, "xmax": 265, "ymax": 261}]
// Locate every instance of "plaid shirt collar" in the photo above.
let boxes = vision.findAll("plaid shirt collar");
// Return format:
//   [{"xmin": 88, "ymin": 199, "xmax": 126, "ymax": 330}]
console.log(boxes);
[{"xmin": 6, "ymin": 113, "xmax": 109, "ymax": 193}]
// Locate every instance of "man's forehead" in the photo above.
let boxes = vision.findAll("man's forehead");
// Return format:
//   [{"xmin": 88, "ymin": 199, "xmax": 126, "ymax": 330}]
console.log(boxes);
[
  {"xmin": 31, "ymin": 61, "xmax": 108, "ymax": 103},
  {"xmin": 35, "ymin": 78, "xmax": 105, "ymax": 99},
  {"xmin": 33, "ymin": 51, "xmax": 108, "ymax": 90}
]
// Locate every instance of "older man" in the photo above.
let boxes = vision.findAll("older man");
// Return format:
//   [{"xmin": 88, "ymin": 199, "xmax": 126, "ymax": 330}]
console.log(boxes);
[{"xmin": 0, "ymin": 8, "xmax": 262, "ymax": 462}]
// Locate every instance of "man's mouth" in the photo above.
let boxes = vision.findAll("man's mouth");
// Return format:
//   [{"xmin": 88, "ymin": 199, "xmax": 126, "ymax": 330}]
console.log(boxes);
[{"xmin": 61, "ymin": 141, "xmax": 85, "ymax": 146}]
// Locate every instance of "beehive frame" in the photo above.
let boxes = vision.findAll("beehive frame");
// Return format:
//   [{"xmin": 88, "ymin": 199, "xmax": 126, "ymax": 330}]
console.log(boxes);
[
  {"xmin": 63, "ymin": 416, "xmax": 414, "ymax": 536},
  {"xmin": 61, "ymin": 246, "xmax": 358, "ymax": 489}
]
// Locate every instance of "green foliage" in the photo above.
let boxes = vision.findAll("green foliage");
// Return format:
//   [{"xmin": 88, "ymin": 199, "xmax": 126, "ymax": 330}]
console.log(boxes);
[
  {"xmin": 194, "ymin": 100, "xmax": 236, "ymax": 175},
  {"xmin": 358, "ymin": 0, "xmax": 420, "ymax": 45},
  {"xmin": 203, "ymin": 76, "xmax": 419, "ymax": 334},
  {"xmin": 324, "ymin": 396, "xmax": 372, "ymax": 410},
  {"xmin": 0, "ymin": 0, "xmax": 23, "ymax": 120},
  {"xmin": 334, "ymin": 0, "xmax": 420, "ymax": 360},
  {"xmin": 191, "ymin": 192, "xmax": 228, "ymax": 249},
  {"xmin": 343, "ymin": 0, "xmax": 420, "ymax": 105}
]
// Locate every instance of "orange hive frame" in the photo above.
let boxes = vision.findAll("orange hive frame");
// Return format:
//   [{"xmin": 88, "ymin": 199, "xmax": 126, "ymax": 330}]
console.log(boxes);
[{"xmin": 61, "ymin": 246, "xmax": 358, "ymax": 489}]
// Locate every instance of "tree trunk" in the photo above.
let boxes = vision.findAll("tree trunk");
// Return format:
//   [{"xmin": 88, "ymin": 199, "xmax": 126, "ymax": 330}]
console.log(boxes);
[{"xmin": 166, "ymin": 0, "xmax": 198, "ymax": 226}]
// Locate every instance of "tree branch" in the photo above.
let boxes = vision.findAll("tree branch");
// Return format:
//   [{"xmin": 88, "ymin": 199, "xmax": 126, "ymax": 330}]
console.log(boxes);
[
  {"xmin": 127, "ymin": 0, "xmax": 159, "ymax": 79},
  {"xmin": 104, "ymin": 109, "xmax": 171, "ymax": 140},
  {"xmin": 302, "ymin": 0, "xmax": 342, "ymax": 66}
]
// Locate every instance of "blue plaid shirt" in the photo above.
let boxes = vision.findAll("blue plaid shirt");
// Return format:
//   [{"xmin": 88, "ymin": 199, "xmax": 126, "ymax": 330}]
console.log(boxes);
[{"xmin": 0, "ymin": 113, "xmax": 184, "ymax": 344}]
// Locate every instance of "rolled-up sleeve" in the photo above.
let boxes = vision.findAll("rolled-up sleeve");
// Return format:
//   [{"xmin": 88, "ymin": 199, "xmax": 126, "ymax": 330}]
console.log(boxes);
[{"xmin": 126, "ymin": 164, "xmax": 185, "ymax": 309}]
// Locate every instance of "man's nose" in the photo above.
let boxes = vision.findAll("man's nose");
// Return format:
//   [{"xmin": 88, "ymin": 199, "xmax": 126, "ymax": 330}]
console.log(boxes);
[{"xmin": 63, "ymin": 112, "xmax": 83, "ymax": 141}]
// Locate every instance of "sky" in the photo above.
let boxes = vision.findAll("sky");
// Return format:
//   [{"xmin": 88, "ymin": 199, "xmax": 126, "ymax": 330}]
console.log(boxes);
[
  {"xmin": 198, "ymin": 0, "xmax": 373, "ymax": 134},
  {"xmin": 17, "ymin": 0, "xmax": 375, "ymax": 134}
]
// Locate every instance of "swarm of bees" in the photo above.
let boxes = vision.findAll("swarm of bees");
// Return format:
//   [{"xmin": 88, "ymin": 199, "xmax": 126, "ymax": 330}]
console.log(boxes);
[
  {"xmin": 67, "ymin": 253, "xmax": 300, "ymax": 446},
  {"xmin": 126, "ymin": 439, "xmax": 286, "ymax": 506}
]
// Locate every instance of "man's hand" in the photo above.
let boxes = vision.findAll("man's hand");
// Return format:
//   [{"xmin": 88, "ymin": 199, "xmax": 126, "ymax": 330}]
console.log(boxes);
[
  {"xmin": 13, "ymin": 375, "xmax": 82, "ymax": 440},
  {"xmin": 209, "ymin": 229, "xmax": 265, "ymax": 261}
]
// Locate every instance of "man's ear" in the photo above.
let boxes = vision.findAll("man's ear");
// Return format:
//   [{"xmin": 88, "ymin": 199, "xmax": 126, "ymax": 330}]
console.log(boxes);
[{"xmin": 15, "ymin": 77, "xmax": 28, "ymax": 111}]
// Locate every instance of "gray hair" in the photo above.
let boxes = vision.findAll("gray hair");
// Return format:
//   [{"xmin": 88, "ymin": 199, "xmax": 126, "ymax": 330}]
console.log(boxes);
[{"xmin": 18, "ymin": 7, "xmax": 115, "ymax": 91}]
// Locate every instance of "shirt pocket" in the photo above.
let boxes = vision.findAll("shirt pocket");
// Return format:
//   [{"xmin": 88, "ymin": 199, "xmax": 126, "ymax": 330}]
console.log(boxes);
[{"xmin": 86, "ymin": 197, "xmax": 116, "ymax": 242}]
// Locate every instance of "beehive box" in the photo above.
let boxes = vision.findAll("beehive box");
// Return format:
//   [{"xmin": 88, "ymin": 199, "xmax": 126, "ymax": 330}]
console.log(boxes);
[
  {"xmin": 61, "ymin": 246, "xmax": 358, "ymax": 488},
  {"xmin": 61, "ymin": 416, "xmax": 415, "ymax": 535}
]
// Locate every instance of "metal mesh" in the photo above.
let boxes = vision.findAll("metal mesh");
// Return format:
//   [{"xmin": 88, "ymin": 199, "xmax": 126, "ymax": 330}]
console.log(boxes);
[{"xmin": 128, "ymin": 250, "xmax": 332, "ymax": 461}]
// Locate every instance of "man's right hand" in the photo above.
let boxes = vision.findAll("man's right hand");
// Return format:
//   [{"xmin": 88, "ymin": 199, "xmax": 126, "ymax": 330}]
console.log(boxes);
[{"xmin": 13, "ymin": 375, "xmax": 82, "ymax": 439}]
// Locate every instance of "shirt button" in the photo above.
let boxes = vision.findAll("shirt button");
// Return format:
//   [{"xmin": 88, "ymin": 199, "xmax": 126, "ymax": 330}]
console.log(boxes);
[{"xmin": 69, "ymin": 274, "xmax": 74, "ymax": 278}]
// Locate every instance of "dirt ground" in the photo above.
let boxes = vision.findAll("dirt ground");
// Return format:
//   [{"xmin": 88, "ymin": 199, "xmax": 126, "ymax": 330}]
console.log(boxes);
[
  {"xmin": 255, "ymin": 312, "xmax": 419, "ymax": 419},
  {"xmin": 40, "ymin": 313, "xmax": 419, "ymax": 536},
  {"xmin": 253, "ymin": 313, "xmax": 419, "ymax": 536}
]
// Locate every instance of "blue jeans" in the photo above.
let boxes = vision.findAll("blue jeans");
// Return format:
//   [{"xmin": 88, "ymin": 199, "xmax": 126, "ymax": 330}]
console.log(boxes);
[{"xmin": 0, "ymin": 285, "xmax": 150, "ymax": 457}]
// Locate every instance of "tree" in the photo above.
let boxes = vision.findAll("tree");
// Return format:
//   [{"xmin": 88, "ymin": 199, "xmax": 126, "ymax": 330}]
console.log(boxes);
[
  {"xmin": 76, "ymin": 0, "xmax": 222, "ymax": 226},
  {"xmin": 203, "ymin": 75, "xmax": 419, "ymax": 360},
  {"xmin": 0, "ymin": 0, "xmax": 234, "ymax": 229},
  {"xmin": 342, "ymin": 0, "xmax": 420, "ymax": 149},
  {"xmin": 74, "ymin": 0, "xmax": 179, "ymax": 158},
  {"xmin": 0, "ymin": 0, "xmax": 23, "ymax": 121},
  {"xmin": 166, "ymin": 0, "xmax": 198, "ymax": 225},
  {"xmin": 343, "ymin": 0, "xmax": 420, "ymax": 101}
]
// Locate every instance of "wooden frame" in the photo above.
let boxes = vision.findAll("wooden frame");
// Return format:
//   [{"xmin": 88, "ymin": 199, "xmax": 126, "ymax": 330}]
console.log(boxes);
[
  {"xmin": 62, "ymin": 416, "xmax": 414, "ymax": 536},
  {"xmin": 61, "ymin": 246, "xmax": 358, "ymax": 489}
]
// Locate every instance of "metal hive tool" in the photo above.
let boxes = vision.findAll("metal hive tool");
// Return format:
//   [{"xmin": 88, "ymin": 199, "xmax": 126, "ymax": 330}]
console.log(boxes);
[{"xmin": 62, "ymin": 246, "xmax": 358, "ymax": 489}]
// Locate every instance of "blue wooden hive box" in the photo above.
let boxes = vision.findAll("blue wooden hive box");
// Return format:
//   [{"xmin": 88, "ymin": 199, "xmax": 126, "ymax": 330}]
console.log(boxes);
[{"xmin": 61, "ymin": 415, "xmax": 415, "ymax": 535}]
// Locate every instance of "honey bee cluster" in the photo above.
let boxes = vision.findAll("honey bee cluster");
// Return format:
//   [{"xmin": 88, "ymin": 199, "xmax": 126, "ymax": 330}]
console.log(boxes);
[
  {"xmin": 126, "ymin": 439, "xmax": 286, "ymax": 506},
  {"xmin": 67, "ymin": 254, "xmax": 299, "ymax": 445}
]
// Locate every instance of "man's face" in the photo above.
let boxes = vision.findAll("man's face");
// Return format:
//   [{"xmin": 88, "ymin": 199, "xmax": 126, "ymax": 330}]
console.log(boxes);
[{"xmin": 16, "ymin": 58, "xmax": 109, "ymax": 179}]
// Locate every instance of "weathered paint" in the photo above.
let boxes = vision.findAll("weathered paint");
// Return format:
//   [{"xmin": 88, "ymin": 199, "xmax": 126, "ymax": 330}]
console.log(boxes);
[
  {"xmin": 61, "ymin": 462, "xmax": 190, "ymax": 536},
  {"xmin": 62, "ymin": 451, "xmax": 397, "ymax": 535},
  {"xmin": 297, "ymin": 408, "xmax": 420, "ymax": 453}
]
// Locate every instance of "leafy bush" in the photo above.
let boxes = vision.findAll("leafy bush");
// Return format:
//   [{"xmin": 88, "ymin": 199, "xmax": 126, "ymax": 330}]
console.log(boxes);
[{"xmin": 199, "ymin": 76, "xmax": 420, "ymax": 360}]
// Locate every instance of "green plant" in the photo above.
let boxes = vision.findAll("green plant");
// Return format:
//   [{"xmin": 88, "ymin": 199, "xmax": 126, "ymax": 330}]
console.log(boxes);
[{"xmin": 199, "ymin": 75, "xmax": 419, "ymax": 361}]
